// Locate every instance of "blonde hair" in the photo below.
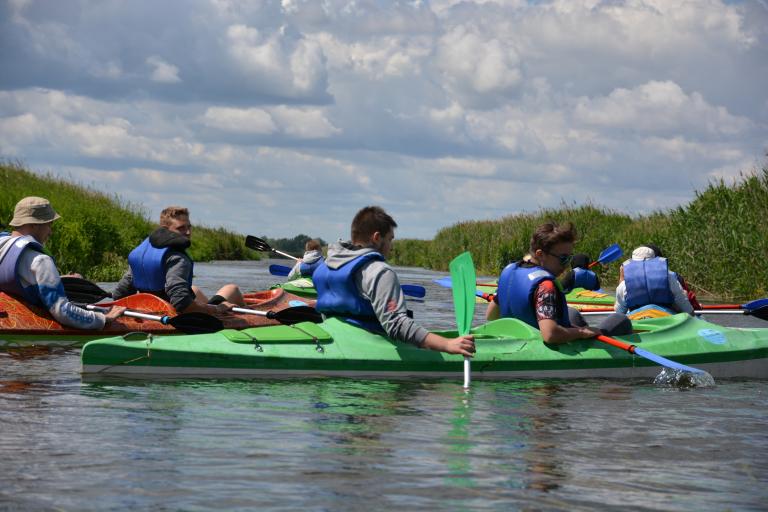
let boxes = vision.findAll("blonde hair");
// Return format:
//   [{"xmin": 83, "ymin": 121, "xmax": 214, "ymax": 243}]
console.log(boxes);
[{"xmin": 159, "ymin": 206, "xmax": 189, "ymax": 227}]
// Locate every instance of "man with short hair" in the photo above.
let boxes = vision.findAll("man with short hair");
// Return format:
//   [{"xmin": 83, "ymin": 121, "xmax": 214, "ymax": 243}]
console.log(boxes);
[
  {"xmin": 0, "ymin": 197, "xmax": 125, "ymax": 328},
  {"xmin": 112, "ymin": 206, "xmax": 244, "ymax": 315},
  {"xmin": 312, "ymin": 206, "xmax": 475, "ymax": 356}
]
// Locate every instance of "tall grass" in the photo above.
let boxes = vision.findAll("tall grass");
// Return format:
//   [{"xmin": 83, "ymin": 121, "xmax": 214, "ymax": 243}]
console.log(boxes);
[
  {"xmin": 391, "ymin": 165, "xmax": 768, "ymax": 300},
  {"xmin": 1, "ymin": 162, "xmax": 258, "ymax": 281}
]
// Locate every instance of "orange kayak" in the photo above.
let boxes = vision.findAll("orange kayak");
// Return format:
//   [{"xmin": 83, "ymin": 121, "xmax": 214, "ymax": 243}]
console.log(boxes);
[{"xmin": 0, "ymin": 289, "xmax": 313, "ymax": 347}]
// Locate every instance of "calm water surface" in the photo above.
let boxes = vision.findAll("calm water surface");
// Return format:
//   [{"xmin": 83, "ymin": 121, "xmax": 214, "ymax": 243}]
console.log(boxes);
[{"xmin": 2, "ymin": 261, "xmax": 767, "ymax": 511}]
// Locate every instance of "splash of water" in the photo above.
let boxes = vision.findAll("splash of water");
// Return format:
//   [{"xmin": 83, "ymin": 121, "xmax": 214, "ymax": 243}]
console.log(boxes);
[{"xmin": 653, "ymin": 367, "xmax": 716, "ymax": 388}]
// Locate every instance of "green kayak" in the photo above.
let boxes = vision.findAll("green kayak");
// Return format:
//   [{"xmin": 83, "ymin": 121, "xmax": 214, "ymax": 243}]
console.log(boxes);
[
  {"xmin": 81, "ymin": 314, "xmax": 768, "ymax": 379},
  {"xmin": 273, "ymin": 278, "xmax": 317, "ymax": 299}
]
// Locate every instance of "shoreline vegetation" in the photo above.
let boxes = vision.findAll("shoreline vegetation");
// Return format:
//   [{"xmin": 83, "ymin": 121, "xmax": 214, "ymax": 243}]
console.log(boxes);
[
  {"xmin": 1, "ymin": 162, "xmax": 259, "ymax": 281},
  {"xmin": 390, "ymin": 163, "xmax": 768, "ymax": 301}
]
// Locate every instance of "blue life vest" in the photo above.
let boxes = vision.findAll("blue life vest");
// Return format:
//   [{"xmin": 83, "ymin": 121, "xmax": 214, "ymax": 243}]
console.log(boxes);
[
  {"xmin": 0, "ymin": 235, "xmax": 46, "ymax": 306},
  {"xmin": 573, "ymin": 267, "xmax": 599, "ymax": 291},
  {"xmin": 623, "ymin": 257, "xmax": 674, "ymax": 309},
  {"xmin": 127, "ymin": 237, "xmax": 193, "ymax": 293},
  {"xmin": 497, "ymin": 262, "xmax": 571, "ymax": 329},
  {"xmin": 299, "ymin": 258, "xmax": 323, "ymax": 277},
  {"xmin": 313, "ymin": 252, "xmax": 385, "ymax": 331}
]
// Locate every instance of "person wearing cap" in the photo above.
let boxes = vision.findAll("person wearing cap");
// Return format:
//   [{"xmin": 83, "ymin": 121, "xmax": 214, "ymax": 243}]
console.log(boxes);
[
  {"xmin": 287, "ymin": 239, "xmax": 324, "ymax": 280},
  {"xmin": 486, "ymin": 222, "xmax": 628, "ymax": 345},
  {"xmin": 559, "ymin": 253, "xmax": 600, "ymax": 293},
  {"xmin": 0, "ymin": 197, "xmax": 126, "ymax": 329},
  {"xmin": 112, "ymin": 206, "xmax": 245, "ymax": 315},
  {"xmin": 614, "ymin": 246, "xmax": 694, "ymax": 315}
]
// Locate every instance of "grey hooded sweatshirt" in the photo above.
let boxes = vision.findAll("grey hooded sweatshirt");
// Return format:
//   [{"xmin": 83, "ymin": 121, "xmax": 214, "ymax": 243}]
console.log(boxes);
[{"xmin": 323, "ymin": 240, "xmax": 429, "ymax": 346}]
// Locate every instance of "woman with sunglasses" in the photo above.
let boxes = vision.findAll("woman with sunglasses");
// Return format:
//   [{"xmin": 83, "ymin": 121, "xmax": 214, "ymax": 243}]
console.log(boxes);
[{"xmin": 486, "ymin": 222, "xmax": 624, "ymax": 345}]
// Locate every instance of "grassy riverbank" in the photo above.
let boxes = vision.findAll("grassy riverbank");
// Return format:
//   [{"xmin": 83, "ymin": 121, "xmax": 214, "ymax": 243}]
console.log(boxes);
[
  {"xmin": 1, "ymin": 162, "xmax": 257, "ymax": 281},
  {"xmin": 391, "ymin": 165, "xmax": 768, "ymax": 300}
]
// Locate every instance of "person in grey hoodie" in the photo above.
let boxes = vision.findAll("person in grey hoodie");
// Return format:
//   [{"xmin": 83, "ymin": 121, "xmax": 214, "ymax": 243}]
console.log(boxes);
[
  {"xmin": 287, "ymin": 239, "xmax": 324, "ymax": 280},
  {"xmin": 312, "ymin": 206, "xmax": 475, "ymax": 357}
]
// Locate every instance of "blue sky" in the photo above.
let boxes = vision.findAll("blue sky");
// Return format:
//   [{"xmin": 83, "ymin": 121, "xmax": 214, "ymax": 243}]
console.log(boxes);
[{"xmin": 1, "ymin": 0, "xmax": 766, "ymax": 241}]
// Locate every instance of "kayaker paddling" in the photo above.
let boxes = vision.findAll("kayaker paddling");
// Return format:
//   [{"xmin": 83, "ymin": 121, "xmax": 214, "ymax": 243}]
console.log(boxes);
[
  {"xmin": 0, "ymin": 196, "xmax": 126, "ymax": 329},
  {"xmin": 487, "ymin": 222, "xmax": 630, "ymax": 345},
  {"xmin": 287, "ymin": 238, "xmax": 324, "ymax": 280},
  {"xmin": 313, "ymin": 206, "xmax": 475, "ymax": 357},
  {"xmin": 112, "ymin": 206, "xmax": 245, "ymax": 315}
]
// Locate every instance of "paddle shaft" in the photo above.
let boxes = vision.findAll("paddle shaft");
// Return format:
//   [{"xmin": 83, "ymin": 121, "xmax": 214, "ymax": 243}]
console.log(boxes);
[
  {"xmin": 595, "ymin": 334, "xmax": 704, "ymax": 374},
  {"xmin": 87, "ymin": 304, "xmax": 171, "ymax": 324}
]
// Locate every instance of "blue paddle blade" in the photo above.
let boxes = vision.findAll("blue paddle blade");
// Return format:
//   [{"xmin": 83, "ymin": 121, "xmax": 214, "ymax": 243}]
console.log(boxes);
[
  {"xmin": 597, "ymin": 243, "xmax": 623, "ymax": 265},
  {"xmin": 433, "ymin": 276, "xmax": 453, "ymax": 288},
  {"xmin": 743, "ymin": 298, "xmax": 768, "ymax": 310},
  {"xmin": 269, "ymin": 264, "xmax": 291, "ymax": 277},
  {"xmin": 633, "ymin": 346, "xmax": 705, "ymax": 374},
  {"xmin": 401, "ymin": 284, "xmax": 426, "ymax": 298}
]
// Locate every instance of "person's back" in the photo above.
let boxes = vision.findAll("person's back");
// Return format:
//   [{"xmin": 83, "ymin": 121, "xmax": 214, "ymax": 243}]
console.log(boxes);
[
  {"xmin": 0, "ymin": 197, "xmax": 124, "ymax": 329},
  {"xmin": 287, "ymin": 239, "xmax": 324, "ymax": 280},
  {"xmin": 559, "ymin": 253, "xmax": 600, "ymax": 293},
  {"xmin": 313, "ymin": 205, "xmax": 474, "ymax": 357},
  {"xmin": 615, "ymin": 246, "xmax": 693, "ymax": 314}
]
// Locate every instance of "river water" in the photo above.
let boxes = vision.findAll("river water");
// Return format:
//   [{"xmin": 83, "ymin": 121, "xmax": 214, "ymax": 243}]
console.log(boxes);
[{"xmin": 1, "ymin": 261, "xmax": 767, "ymax": 511}]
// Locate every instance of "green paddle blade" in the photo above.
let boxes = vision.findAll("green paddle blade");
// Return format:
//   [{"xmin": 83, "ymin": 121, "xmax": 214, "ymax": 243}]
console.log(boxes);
[{"xmin": 449, "ymin": 252, "xmax": 476, "ymax": 336}]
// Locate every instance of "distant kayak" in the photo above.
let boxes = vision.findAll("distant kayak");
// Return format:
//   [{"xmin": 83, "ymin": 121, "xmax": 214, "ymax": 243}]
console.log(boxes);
[
  {"xmin": 0, "ymin": 289, "xmax": 311, "ymax": 348},
  {"xmin": 81, "ymin": 314, "xmax": 768, "ymax": 379}
]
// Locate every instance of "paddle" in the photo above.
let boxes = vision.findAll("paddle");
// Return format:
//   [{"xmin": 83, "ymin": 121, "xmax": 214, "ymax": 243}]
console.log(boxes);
[
  {"xmin": 449, "ymin": 251, "xmax": 476, "ymax": 389},
  {"xmin": 84, "ymin": 304, "xmax": 223, "ymax": 334},
  {"xmin": 700, "ymin": 298, "xmax": 768, "ymax": 311},
  {"xmin": 580, "ymin": 305, "xmax": 768, "ymax": 321},
  {"xmin": 231, "ymin": 305, "xmax": 323, "ymax": 325},
  {"xmin": 269, "ymin": 263, "xmax": 427, "ymax": 298},
  {"xmin": 269, "ymin": 264, "xmax": 292, "ymax": 276},
  {"xmin": 595, "ymin": 334, "xmax": 705, "ymax": 374},
  {"xmin": 433, "ymin": 276, "xmax": 497, "ymax": 288},
  {"xmin": 587, "ymin": 243, "xmax": 623, "ymax": 269},
  {"xmin": 61, "ymin": 276, "xmax": 112, "ymax": 303},
  {"xmin": 245, "ymin": 235, "xmax": 299, "ymax": 260}
]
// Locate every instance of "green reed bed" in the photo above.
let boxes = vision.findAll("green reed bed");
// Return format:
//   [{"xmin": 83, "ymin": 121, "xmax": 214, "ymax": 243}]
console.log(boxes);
[
  {"xmin": 391, "ymin": 165, "xmax": 768, "ymax": 300},
  {"xmin": 1, "ymin": 162, "xmax": 258, "ymax": 281}
]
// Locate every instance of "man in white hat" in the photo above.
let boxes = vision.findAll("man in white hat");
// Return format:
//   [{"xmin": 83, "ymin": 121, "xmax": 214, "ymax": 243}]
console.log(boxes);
[
  {"xmin": 0, "ymin": 196, "xmax": 125, "ymax": 329},
  {"xmin": 614, "ymin": 246, "xmax": 694, "ymax": 315}
]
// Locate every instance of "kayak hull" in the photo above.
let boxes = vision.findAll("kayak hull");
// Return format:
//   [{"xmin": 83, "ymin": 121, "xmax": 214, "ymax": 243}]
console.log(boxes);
[
  {"xmin": 81, "ymin": 315, "xmax": 768, "ymax": 380},
  {"xmin": 0, "ymin": 289, "xmax": 309, "ymax": 348}
]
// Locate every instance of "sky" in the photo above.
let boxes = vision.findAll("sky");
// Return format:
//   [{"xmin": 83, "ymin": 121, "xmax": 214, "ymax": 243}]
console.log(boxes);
[{"xmin": 1, "ymin": 0, "xmax": 767, "ymax": 242}]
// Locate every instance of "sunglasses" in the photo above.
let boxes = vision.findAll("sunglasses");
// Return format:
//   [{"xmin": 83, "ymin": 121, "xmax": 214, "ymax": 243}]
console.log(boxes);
[{"xmin": 546, "ymin": 251, "xmax": 573, "ymax": 266}]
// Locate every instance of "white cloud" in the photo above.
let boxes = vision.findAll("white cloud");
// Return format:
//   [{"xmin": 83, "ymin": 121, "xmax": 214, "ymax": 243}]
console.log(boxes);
[
  {"xmin": 201, "ymin": 107, "xmax": 277, "ymax": 134},
  {"xmin": 146, "ymin": 56, "xmax": 181, "ymax": 83},
  {"xmin": 574, "ymin": 81, "xmax": 752, "ymax": 136}
]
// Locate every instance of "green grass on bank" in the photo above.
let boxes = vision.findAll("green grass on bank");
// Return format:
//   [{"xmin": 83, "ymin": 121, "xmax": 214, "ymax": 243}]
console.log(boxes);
[
  {"xmin": 1, "ymin": 162, "xmax": 258, "ymax": 281},
  {"xmin": 391, "ymin": 164, "xmax": 768, "ymax": 300}
]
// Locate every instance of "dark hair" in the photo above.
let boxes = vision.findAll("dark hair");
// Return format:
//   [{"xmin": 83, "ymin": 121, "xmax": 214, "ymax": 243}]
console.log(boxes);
[
  {"xmin": 530, "ymin": 221, "xmax": 577, "ymax": 253},
  {"xmin": 305, "ymin": 239, "xmax": 322, "ymax": 251},
  {"xmin": 644, "ymin": 243, "xmax": 663, "ymax": 258},
  {"xmin": 571, "ymin": 253, "xmax": 590, "ymax": 269},
  {"xmin": 351, "ymin": 206, "xmax": 397, "ymax": 242}
]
